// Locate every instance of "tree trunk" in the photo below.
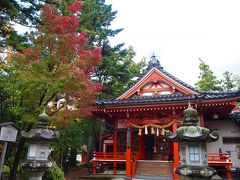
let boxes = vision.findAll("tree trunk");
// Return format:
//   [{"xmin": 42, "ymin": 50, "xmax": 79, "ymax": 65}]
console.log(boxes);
[
  {"xmin": 10, "ymin": 124, "xmax": 33, "ymax": 180},
  {"xmin": 87, "ymin": 135, "xmax": 93, "ymax": 163},
  {"xmin": 92, "ymin": 117, "xmax": 96, "ymax": 152},
  {"xmin": 63, "ymin": 150, "xmax": 69, "ymax": 173},
  {"xmin": 98, "ymin": 120, "xmax": 105, "ymax": 152},
  {"xmin": 86, "ymin": 117, "xmax": 97, "ymax": 175},
  {"xmin": 10, "ymin": 139, "xmax": 25, "ymax": 180},
  {"xmin": 86, "ymin": 135, "xmax": 93, "ymax": 175},
  {"xmin": 68, "ymin": 148, "xmax": 77, "ymax": 169}
]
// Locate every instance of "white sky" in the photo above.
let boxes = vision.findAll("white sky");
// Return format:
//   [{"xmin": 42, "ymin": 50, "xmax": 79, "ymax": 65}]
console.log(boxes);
[{"xmin": 106, "ymin": 0, "xmax": 240, "ymax": 86}]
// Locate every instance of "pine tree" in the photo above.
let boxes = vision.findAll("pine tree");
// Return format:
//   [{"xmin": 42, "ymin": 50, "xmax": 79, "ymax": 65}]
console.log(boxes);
[
  {"xmin": 222, "ymin": 71, "xmax": 235, "ymax": 91},
  {"xmin": 195, "ymin": 58, "xmax": 222, "ymax": 92},
  {"xmin": 233, "ymin": 75, "xmax": 240, "ymax": 90}
]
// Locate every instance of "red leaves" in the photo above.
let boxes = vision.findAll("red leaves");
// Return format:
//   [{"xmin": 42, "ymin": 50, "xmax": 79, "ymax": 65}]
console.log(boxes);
[
  {"xmin": 52, "ymin": 16, "xmax": 79, "ymax": 34},
  {"xmin": 68, "ymin": 0, "xmax": 83, "ymax": 13},
  {"xmin": 12, "ymin": 0, "xmax": 102, "ymax": 120},
  {"xmin": 63, "ymin": 32, "xmax": 88, "ymax": 53},
  {"xmin": 41, "ymin": 5, "xmax": 79, "ymax": 35},
  {"xmin": 42, "ymin": 4, "xmax": 57, "ymax": 21},
  {"xmin": 17, "ymin": 49, "xmax": 40, "ymax": 62}
]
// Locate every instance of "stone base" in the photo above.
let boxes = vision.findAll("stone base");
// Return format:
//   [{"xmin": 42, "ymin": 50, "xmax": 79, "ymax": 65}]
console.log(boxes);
[
  {"xmin": 28, "ymin": 172, "xmax": 45, "ymax": 180},
  {"xmin": 175, "ymin": 165, "xmax": 217, "ymax": 179},
  {"xmin": 22, "ymin": 160, "xmax": 52, "ymax": 180},
  {"xmin": 179, "ymin": 175, "xmax": 212, "ymax": 180}
]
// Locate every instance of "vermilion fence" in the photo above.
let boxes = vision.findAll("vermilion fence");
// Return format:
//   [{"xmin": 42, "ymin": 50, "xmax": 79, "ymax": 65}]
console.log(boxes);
[
  {"xmin": 208, "ymin": 152, "xmax": 232, "ymax": 163},
  {"xmin": 91, "ymin": 151, "xmax": 233, "ymax": 177},
  {"xmin": 208, "ymin": 152, "xmax": 232, "ymax": 179}
]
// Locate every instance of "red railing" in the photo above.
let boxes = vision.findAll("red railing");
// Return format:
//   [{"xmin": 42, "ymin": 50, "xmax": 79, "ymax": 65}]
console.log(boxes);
[
  {"xmin": 132, "ymin": 152, "xmax": 140, "ymax": 176},
  {"xmin": 208, "ymin": 152, "xmax": 232, "ymax": 179},
  {"xmin": 92, "ymin": 152, "xmax": 125, "ymax": 160},
  {"xmin": 208, "ymin": 152, "xmax": 232, "ymax": 163},
  {"xmin": 91, "ymin": 152, "xmax": 126, "ymax": 175},
  {"xmin": 91, "ymin": 152, "xmax": 233, "ymax": 177},
  {"xmin": 91, "ymin": 151, "xmax": 139, "ymax": 176}
]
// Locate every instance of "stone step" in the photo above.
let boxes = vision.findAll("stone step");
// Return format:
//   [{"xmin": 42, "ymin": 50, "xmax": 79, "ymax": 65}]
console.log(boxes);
[{"xmin": 136, "ymin": 161, "xmax": 172, "ymax": 177}]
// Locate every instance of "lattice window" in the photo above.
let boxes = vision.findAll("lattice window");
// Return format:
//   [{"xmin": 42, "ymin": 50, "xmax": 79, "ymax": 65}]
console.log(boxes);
[{"xmin": 189, "ymin": 146, "xmax": 200, "ymax": 162}]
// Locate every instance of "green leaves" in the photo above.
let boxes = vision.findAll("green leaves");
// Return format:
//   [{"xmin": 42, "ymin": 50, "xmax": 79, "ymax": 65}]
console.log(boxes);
[
  {"xmin": 195, "ymin": 59, "xmax": 240, "ymax": 92},
  {"xmin": 8, "ymin": 2, "xmax": 101, "ymax": 119},
  {"xmin": 195, "ymin": 58, "xmax": 222, "ymax": 92},
  {"xmin": 43, "ymin": 162, "xmax": 64, "ymax": 180},
  {"xmin": 222, "ymin": 71, "xmax": 234, "ymax": 92},
  {"xmin": 95, "ymin": 46, "xmax": 146, "ymax": 98}
]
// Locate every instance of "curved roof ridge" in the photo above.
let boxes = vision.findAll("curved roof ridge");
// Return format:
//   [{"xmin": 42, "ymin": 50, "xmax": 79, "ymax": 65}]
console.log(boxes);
[
  {"xmin": 160, "ymin": 68, "xmax": 199, "ymax": 93},
  {"xmin": 116, "ymin": 57, "xmax": 200, "ymax": 100}
]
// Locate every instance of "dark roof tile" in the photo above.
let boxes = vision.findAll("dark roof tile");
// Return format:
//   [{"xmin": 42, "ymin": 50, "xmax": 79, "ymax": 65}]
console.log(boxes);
[{"xmin": 95, "ymin": 91, "xmax": 240, "ymax": 106}]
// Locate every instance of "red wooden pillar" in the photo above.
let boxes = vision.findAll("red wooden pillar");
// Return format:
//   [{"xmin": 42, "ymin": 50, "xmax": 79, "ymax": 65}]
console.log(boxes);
[
  {"xmin": 92, "ymin": 161, "xmax": 97, "ymax": 174},
  {"xmin": 113, "ymin": 119, "xmax": 118, "ymax": 174},
  {"xmin": 199, "ymin": 112, "xmax": 205, "ymax": 127},
  {"xmin": 81, "ymin": 151, "xmax": 87, "ymax": 163},
  {"xmin": 126, "ymin": 127, "xmax": 132, "ymax": 177},
  {"xmin": 92, "ymin": 151, "xmax": 97, "ymax": 174},
  {"xmin": 172, "ymin": 122, "xmax": 180, "ymax": 180},
  {"xmin": 226, "ymin": 165, "xmax": 232, "ymax": 179}
]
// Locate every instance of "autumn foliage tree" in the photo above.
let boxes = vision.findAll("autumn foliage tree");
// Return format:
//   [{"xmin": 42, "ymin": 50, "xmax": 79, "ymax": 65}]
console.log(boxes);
[
  {"xmin": 11, "ymin": 0, "xmax": 101, "ymax": 119},
  {"xmin": 7, "ymin": 1, "xmax": 101, "ymax": 178}
]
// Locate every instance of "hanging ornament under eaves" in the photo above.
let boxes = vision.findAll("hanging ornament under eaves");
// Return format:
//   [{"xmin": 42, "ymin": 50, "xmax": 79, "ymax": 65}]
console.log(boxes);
[
  {"xmin": 151, "ymin": 127, "xmax": 155, "ymax": 134},
  {"xmin": 145, "ymin": 125, "xmax": 148, "ymax": 135},
  {"xmin": 138, "ymin": 129, "xmax": 142, "ymax": 136},
  {"xmin": 161, "ymin": 129, "xmax": 165, "ymax": 136}
]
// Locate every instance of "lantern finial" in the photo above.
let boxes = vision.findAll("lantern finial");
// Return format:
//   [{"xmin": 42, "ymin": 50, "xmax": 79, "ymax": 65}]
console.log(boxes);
[{"xmin": 37, "ymin": 109, "xmax": 49, "ymax": 128}]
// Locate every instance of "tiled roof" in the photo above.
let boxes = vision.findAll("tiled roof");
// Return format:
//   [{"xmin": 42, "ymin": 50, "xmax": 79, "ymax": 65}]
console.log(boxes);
[
  {"xmin": 96, "ymin": 91, "xmax": 240, "ymax": 106},
  {"xmin": 98, "ymin": 56, "xmax": 240, "ymax": 107},
  {"xmin": 116, "ymin": 56, "xmax": 199, "ymax": 99}
]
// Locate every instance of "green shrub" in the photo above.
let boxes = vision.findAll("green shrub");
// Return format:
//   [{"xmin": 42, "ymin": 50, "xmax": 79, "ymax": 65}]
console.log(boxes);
[
  {"xmin": 3, "ymin": 165, "xmax": 10, "ymax": 174},
  {"xmin": 43, "ymin": 162, "xmax": 64, "ymax": 180}
]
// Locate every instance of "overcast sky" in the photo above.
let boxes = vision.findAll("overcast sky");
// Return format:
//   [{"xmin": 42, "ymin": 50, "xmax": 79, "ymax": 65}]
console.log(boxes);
[{"xmin": 105, "ymin": 0, "xmax": 240, "ymax": 86}]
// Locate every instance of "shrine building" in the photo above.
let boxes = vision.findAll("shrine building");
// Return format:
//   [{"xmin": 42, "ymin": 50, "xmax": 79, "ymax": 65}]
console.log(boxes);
[{"xmin": 91, "ymin": 56, "xmax": 240, "ymax": 179}]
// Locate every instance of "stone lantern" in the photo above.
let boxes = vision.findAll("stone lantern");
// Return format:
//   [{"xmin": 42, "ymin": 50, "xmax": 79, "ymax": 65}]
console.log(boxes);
[
  {"xmin": 167, "ymin": 104, "xmax": 219, "ymax": 180},
  {"xmin": 21, "ymin": 110, "xmax": 59, "ymax": 180},
  {"xmin": 230, "ymin": 108, "xmax": 240, "ymax": 126}
]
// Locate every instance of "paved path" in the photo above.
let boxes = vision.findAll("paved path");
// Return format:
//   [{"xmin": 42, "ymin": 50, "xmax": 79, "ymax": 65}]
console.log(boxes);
[
  {"xmin": 65, "ymin": 168, "xmax": 88, "ymax": 180},
  {"xmin": 65, "ymin": 168, "xmax": 223, "ymax": 180}
]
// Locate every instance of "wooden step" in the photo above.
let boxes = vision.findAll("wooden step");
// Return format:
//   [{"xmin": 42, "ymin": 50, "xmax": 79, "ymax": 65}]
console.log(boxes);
[{"xmin": 136, "ymin": 161, "xmax": 172, "ymax": 177}]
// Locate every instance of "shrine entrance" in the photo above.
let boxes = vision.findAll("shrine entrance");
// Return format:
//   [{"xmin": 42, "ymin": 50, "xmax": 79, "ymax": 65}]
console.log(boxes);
[
  {"xmin": 154, "ymin": 135, "xmax": 170, "ymax": 161},
  {"xmin": 142, "ymin": 127, "xmax": 172, "ymax": 161},
  {"xmin": 145, "ymin": 134, "xmax": 154, "ymax": 160}
]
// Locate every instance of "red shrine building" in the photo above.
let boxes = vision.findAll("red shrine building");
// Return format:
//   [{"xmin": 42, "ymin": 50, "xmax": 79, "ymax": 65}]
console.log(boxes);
[{"xmin": 91, "ymin": 56, "xmax": 240, "ymax": 179}]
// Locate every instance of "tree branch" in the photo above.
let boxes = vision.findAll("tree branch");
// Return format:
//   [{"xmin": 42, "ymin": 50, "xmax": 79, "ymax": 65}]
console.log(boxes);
[
  {"xmin": 49, "ymin": 98, "xmax": 74, "ymax": 116},
  {"xmin": 43, "ymin": 92, "xmax": 58, "ymax": 106},
  {"xmin": 38, "ymin": 89, "xmax": 47, "ymax": 107}
]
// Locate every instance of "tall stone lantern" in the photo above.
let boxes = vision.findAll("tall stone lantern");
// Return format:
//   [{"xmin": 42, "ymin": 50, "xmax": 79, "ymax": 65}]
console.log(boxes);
[
  {"xmin": 167, "ymin": 104, "xmax": 219, "ymax": 180},
  {"xmin": 21, "ymin": 111, "xmax": 59, "ymax": 180}
]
